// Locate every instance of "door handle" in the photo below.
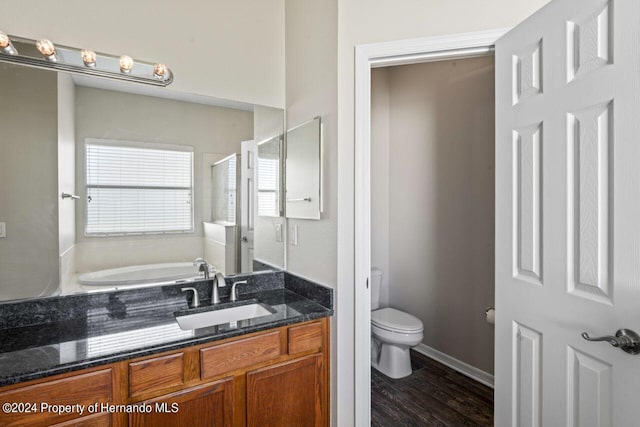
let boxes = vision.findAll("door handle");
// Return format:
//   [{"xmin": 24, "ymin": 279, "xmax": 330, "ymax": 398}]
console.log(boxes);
[{"xmin": 581, "ymin": 329, "xmax": 640, "ymax": 354}]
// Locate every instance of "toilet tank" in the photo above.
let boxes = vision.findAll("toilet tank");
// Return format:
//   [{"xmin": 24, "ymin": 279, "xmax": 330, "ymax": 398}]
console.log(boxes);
[{"xmin": 370, "ymin": 268, "xmax": 383, "ymax": 310}]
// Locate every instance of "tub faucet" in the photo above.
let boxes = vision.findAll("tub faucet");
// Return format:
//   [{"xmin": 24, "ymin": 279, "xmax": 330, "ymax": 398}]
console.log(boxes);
[
  {"xmin": 194, "ymin": 258, "xmax": 210, "ymax": 279},
  {"xmin": 212, "ymin": 272, "xmax": 226, "ymax": 304}
]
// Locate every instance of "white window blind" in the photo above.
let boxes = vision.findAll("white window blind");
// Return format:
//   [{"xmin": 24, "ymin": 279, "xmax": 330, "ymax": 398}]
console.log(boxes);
[
  {"xmin": 257, "ymin": 156, "xmax": 279, "ymax": 216},
  {"xmin": 86, "ymin": 323, "xmax": 194, "ymax": 357},
  {"xmin": 85, "ymin": 140, "xmax": 194, "ymax": 235},
  {"xmin": 227, "ymin": 157, "xmax": 237, "ymax": 222}
]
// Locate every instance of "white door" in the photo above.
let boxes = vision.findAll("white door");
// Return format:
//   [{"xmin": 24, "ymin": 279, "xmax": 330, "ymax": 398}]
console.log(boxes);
[
  {"xmin": 240, "ymin": 140, "xmax": 257, "ymax": 272},
  {"xmin": 496, "ymin": 0, "xmax": 640, "ymax": 425}
]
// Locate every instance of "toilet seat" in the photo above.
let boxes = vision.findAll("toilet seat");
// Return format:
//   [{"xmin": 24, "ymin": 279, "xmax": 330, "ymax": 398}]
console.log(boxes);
[{"xmin": 371, "ymin": 307, "xmax": 423, "ymax": 334}]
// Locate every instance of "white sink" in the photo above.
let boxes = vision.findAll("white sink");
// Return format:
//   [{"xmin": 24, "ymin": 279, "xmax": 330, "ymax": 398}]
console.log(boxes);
[{"xmin": 176, "ymin": 303, "xmax": 273, "ymax": 330}]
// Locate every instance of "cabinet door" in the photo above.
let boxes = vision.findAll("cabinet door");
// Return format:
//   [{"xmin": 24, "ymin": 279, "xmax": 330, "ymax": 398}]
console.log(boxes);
[
  {"xmin": 129, "ymin": 377, "xmax": 233, "ymax": 427},
  {"xmin": 247, "ymin": 354, "xmax": 324, "ymax": 427},
  {"xmin": 51, "ymin": 413, "xmax": 111, "ymax": 427}
]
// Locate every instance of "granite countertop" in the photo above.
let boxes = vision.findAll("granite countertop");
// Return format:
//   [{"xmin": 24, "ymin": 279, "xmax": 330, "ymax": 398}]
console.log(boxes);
[{"xmin": 0, "ymin": 271, "xmax": 333, "ymax": 387}]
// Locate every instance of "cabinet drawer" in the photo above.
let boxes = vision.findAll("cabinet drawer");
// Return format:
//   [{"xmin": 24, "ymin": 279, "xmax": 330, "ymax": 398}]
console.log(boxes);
[
  {"xmin": 288, "ymin": 322, "xmax": 323, "ymax": 355},
  {"xmin": 51, "ymin": 412, "xmax": 111, "ymax": 427},
  {"xmin": 201, "ymin": 331, "xmax": 281, "ymax": 379},
  {"xmin": 0, "ymin": 369, "xmax": 112, "ymax": 427},
  {"xmin": 129, "ymin": 352, "xmax": 184, "ymax": 398}
]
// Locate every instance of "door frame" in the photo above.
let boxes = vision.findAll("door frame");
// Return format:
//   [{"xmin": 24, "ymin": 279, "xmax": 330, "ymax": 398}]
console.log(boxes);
[{"xmin": 353, "ymin": 28, "xmax": 508, "ymax": 426}]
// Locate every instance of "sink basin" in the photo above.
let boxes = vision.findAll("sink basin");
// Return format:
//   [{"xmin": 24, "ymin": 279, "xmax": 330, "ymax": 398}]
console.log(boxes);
[{"xmin": 176, "ymin": 303, "xmax": 273, "ymax": 330}]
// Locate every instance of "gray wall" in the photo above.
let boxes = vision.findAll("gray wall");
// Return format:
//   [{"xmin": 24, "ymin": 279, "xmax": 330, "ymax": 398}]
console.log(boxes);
[
  {"xmin": 253, "ymin": 105, "xmax": 285, "ymax": 269},
  {"xmin": 284, "ymin": 1, "xmax": 338, "ymax": 425},
  {"xmin": 371, "ymin": 56, "xmax": 496, "ymax": 374},
  {"xmin": 371, "ymin": 69, "xmax": 391, "ymax": 309},
  {"xmin": 285, "ymin": 0, "xmax": 338, "ymax": 287},
  {"xmin": 73, "ymin": 86, "xmax": 253, "ymax": 272},
  {"xmin": 0, "ymin": 64, "xmax": 59, "ymax": 300}
]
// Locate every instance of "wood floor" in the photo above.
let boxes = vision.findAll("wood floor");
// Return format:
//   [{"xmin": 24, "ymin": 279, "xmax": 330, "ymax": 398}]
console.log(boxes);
[{"xmin": 371, "ymin": 350, "xmax": 494, "ymax": 426}]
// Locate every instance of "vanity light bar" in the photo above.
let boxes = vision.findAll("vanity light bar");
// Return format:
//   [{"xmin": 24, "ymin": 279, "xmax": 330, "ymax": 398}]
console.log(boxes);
[
  {"xmin": 0, "ymin": 31, "xmax": 18, "ymax": 55},
  {"xmin": 0, "ymin": 32, "xmax": 173, "ymax": 86}
]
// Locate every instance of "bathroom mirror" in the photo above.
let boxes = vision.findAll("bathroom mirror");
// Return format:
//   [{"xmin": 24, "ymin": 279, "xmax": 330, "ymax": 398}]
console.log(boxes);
[
  {"xmin": 285, "ymin": 117, "xmax": 322, "ymax": 220},
  {"xmin": 0, "ymin": 61, "xmax": 285, "ymax": 302},
  {"xmin": 211, "ymin": 154, "xmax": 239, "ymax": 224},
  {"xmin": 257, "ymin": 136, "xmax": 283, "ymax": 218}
]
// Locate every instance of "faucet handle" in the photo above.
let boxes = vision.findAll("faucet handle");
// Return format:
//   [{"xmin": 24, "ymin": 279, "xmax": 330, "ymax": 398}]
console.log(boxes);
[
  {"xmin": 231, "ymin": 280, "xmax": 248, "ymax": 302},
  {"xmin": 214, "ymin": 272, "xmax": 227, "ymax": 286},
  {"xmin": 181, "ymin": 287, "xmax": 200, "ymax": 308}
]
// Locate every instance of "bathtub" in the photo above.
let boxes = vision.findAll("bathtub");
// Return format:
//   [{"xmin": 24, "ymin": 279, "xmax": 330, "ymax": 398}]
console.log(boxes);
[{"xmin": 78, "ymin": 262, "xmax": 201, "ymax": 286}]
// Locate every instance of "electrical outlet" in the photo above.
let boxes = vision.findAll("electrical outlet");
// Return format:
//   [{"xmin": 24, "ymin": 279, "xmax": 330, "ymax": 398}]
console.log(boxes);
[
  {"xmin": 275, "ymin": 224, "xmax": 282, "ymax": 242},
  {"xmin": 290, "ymin": 225, "xmax": 298, "ymax": 246},
  {"xmin": 0, "ymin": 222, "xmax": 5, "ymax": 238}
]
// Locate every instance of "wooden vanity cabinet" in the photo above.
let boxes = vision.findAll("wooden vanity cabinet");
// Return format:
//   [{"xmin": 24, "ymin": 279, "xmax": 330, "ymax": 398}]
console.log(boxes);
[
  {"xmin": 247, "ymin": 354, "xmax": 324, "ymax": 427},
  {"xmin": 0, "ymin": 318, "xmax": 329, "ymax": 427},
  {"xmin": 129, "ymin": 378, "xmax": 234, "ymax": 427}
]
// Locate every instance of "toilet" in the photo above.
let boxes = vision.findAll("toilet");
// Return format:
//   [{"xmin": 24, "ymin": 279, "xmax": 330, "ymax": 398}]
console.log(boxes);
[{"xmin": 370, "ymin": 268, "xmax": 424, "ymax": 379}]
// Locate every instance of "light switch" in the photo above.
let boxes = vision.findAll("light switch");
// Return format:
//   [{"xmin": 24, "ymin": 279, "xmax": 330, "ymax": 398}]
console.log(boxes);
[
  {"xmin": 290, "ymin": 225, "xmax": 298, "ymax": 246},
  {"xmin": 0, "ymin": 222, "xmax": 5, "ymax": 238},
  {"xmin": 275, "ymin": 224, "xmax": 282, "ymax": 242}
]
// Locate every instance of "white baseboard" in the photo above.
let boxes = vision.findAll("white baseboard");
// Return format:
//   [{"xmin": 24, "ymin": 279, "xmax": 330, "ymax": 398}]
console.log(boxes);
[{"xmin": 413, "ymin": 343, "xmax": 494, "ymax": 389}]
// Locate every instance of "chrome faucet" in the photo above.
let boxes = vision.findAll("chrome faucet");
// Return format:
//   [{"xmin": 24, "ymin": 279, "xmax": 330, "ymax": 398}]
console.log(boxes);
[
  {"xmin": 230, "ymin": 280, "xmax": 247, "ymax": 302},
  {"xmin": 211, "ymin": 272, "xmax": 226, "ymax": 304},
  {"xmin": 181, "ymin": 287, "xmax": 200, "ymax": 308},
  {"xmin": 194, "ymin": 258, "xmax": 210, "ymax": 279}
]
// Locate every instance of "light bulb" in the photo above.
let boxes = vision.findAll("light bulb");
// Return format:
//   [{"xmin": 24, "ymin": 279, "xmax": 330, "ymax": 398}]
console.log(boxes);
[
  {"xmin": 0, "ymin": 31, "xmax": 17, "ymax": 55},
  {"xmin": 153, "ymin": 63, "xmax": 167, "ymax": 79},
  {"xmin": 36, "ymin": 39, "xmax": 55, "ymax": 56},
  {"xmin": 119, "ymin": 55, "xmax": 133, "ymax": 73},
  {"xmin": 81, "ymin": 49, "xmax": 96, "ymax": 67},
  {"xmin": 0, "ymin": 31, "xmax": 9, "ymax": 48},
  {"xmin": 36, "ymin": 39, "xmax": 56, "ymax": 61}
]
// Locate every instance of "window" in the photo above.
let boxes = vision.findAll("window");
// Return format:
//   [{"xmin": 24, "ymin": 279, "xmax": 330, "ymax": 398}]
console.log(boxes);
[
  {"xmin": 257, "ymin": 136, "xmax": 282, "ymax": 217},
  {"xmin": 85, "ymin": 139, "xmax": 194, "ymax": 235}
]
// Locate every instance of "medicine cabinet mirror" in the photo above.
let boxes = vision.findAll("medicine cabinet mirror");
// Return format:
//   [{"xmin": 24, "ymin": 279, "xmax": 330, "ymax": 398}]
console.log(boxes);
[{"xmin": 285, "ymin": 117, "xmax": 322, "ymax": 220}]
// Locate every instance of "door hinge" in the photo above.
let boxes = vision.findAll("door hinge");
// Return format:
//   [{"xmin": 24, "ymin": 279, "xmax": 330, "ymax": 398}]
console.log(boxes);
[{"xmin": 366, "ymin": 278, "xmax": 369, "ymax": 289}]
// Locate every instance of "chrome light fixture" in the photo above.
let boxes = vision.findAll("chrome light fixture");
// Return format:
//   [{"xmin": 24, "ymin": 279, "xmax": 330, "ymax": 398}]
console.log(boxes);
[
  {"xmin": 119, "ymin": 55, "xmax": 133, "ymax": 73},
  {"xmin": 153, "ymin": 63, "xmax": 167, "ymax": 79},
  {"xmin": 36, "ymin": 39, "xmax": 57, "ymax": 61},
  {"xmin": 0, "ymin": 32, "xmax": 173, "ymax": 86},
  {"xmin": 81, "ymin": 49, "xmax": 96, "ymax": 67},
  {"xmin": 0, "ymin": 31, "xmax": 18, "ymax": 55}
]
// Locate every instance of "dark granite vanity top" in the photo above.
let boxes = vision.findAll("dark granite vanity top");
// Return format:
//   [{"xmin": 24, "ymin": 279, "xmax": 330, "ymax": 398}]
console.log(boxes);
[{"xmin": 0, "ymin": 271, "xmax": 333, "ymax": 386}]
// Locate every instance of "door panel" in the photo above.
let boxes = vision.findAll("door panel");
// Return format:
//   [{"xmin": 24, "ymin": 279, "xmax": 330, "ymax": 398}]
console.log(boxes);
[
  {"xmin": 240, "ymin": 140, "xmax": 257, "ymax": 272},
  {"xmin": 246, "ymin": 354, "xmax": 324, "ymax": 427},
  {"xmin": 128, "ymin": 378, "xmax": 234, "ymax": 427},
  {"xmin": 567, "ymin": 101, "xmax": 612, "ymax": 304},
  {"xmin": 496, "ymin": 0, "xmax": 640, "ymax": 425},
  {"xmin": 513, "ymin": 122, "xmax": 543, "ymax": 285}
]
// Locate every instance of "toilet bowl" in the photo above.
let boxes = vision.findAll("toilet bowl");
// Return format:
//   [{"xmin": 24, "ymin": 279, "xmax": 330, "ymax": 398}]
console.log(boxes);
[{"xmin": 370, "ymin": 269, "xmax": 424, "ymax": 379}]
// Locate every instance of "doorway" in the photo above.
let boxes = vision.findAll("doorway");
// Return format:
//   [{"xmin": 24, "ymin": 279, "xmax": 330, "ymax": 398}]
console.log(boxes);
[
  {"xmin": 369, "ymin": 53, "xmax": 495, "ymax": 424},
  {"xmin": 353, "ymin": 29, "xmax": 507, "ymax": 425}
]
